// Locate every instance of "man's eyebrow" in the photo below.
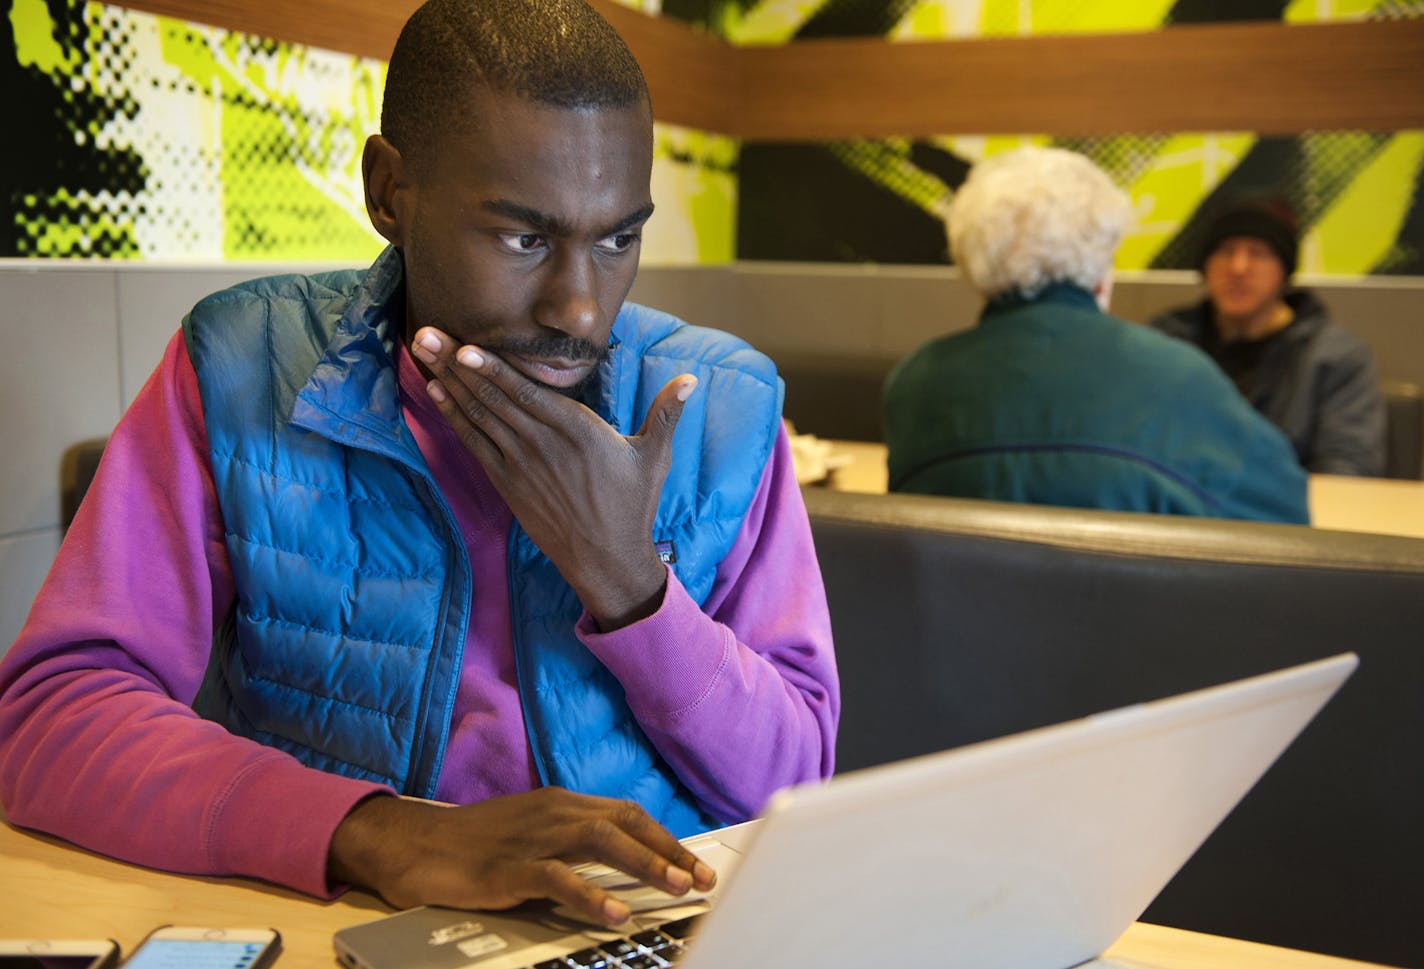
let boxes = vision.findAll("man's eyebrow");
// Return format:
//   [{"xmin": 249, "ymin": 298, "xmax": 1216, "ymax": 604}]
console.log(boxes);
[
  {"xmin": 481, "ymin": 199, "xmax": 655, "ymax": 237},
  {"xmin": 606, "ymin": 203, "xmax": 656, "ymax": 236}
]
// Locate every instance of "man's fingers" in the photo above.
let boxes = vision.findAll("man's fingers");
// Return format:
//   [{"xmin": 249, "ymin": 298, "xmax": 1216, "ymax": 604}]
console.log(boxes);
[
  {"xmin": 424, "ymin": 375, "xmax": 508, "ymax": 466},
  {"xmin": 411, "ymin": 330, "xmax": 522, "ymax": 460},
  {"xmin": 410, "ymin": 326, "xmax": 450, "ymax": 365},
  {"xmin": 415, "ymin": 332, "xmax": 592, "ymax": 456},
  {"xmin": 570, "ymin": 800, "xmax": 716, "ymax": 894},
  {"xmin": 454, "ymin": 344, "xmax": 567, "ymax": 425},
  {"xmin": 574, "ymin": 817, "xmax": 695, "ymax": 896},
  {"xmin": 619, "ymin": 804, "xmax": 712, "ymax": 887},
  {"xmin": 532, "ymin": 860, "xmax": 633, "ymax": 927}
]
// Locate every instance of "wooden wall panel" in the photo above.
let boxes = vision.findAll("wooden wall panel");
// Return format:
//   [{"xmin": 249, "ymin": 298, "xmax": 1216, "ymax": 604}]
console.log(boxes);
[
  {"xmin": 107, "ymin": 2, "xmax": 1424, "ymax": 140},
  {"xmin": 111, "ymin": 0, "xmax": 736, "ymax": 133},
  {"xmin": 737, "ymin": 19, "xmax": 1424, "ymax": 139},
  {"xmin": 111, "ymin": 0, "xmax": 419, "ymax": 61},
  {"xmin": 587, "ymin": 0, "xmax": 738, "ymax": 133}
]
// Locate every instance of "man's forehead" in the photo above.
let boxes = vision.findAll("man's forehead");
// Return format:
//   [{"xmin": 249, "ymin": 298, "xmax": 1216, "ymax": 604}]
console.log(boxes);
[
  {"xmin": 443, "ymin": 82, "xmax": 649, "ymax": 140},
  {"xmin": 426, "ymin": 92, "xmax": 648, "ymax": 170},
  {"xmin": 417, "ymin": 91, "xmax": 652, "ymax": 228}
]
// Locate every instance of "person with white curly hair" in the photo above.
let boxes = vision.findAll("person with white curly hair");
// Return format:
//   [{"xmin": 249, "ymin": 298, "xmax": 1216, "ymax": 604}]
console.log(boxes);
[{"xmin": 883, "ymin": 146, "xmax": 1309, "ymax": 522}]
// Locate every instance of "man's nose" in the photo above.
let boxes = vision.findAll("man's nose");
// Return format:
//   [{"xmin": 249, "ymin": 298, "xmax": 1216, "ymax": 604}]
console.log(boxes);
[
  {"xmin": 535, "ymin": 249, "xmax": 601, "ymax": 338},
  {"xmin": 1227, "ymin": 247, "xmax": 1253, "ymax": 273}
]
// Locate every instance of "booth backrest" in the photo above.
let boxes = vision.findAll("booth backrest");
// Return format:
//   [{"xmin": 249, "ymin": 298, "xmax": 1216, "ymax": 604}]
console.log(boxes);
[
  {"xmin": 777, "ymin": 351, "xmax": 895, "ymax": 443},
  {"xmin": 802, "ymin": 487, "xmax": 1424, "ymax": 968},
  {"xmin": 60, "ymin": 438, "xmax": 108, "ymax": 534},
  {"xmin": 1383, "ymin": 379, "xmax": 1423, "ymax": 480}
]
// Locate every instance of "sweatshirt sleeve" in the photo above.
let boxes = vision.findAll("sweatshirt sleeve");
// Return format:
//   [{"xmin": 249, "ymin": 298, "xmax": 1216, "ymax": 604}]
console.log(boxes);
[
  {"xmin": 576, "ymin": 426, "xmax": 840, "ymax": 823},
  {"xmin": 0, "ymin": 331, "xmax": 386, "ymax": 897}
]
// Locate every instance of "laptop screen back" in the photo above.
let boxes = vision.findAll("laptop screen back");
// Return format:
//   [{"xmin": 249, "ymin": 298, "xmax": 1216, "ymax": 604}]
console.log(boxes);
[{"xmin": 680, "ymin": 653, "xmax": 1357, "ymax": 969}]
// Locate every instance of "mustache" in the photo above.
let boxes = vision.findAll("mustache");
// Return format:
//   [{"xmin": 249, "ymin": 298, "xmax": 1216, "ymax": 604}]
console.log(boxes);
[{"xmin": 481, "ymin": 333, "xmax": 608, "ymax": 366}]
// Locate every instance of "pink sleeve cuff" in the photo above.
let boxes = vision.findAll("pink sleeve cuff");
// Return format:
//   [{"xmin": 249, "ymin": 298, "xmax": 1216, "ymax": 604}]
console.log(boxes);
[
  {"xmin": 575, "ymin": 569, "xmax": 734, "ymax": 718},
  {"xmin": 203, "ymin": 753, "xmax": 391, "ymax": 898}
]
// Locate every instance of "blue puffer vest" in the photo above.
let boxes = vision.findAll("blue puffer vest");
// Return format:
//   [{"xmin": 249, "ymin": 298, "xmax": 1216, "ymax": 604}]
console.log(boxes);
[{"xmin": 183, "ymin": 249, "xmax": 782, "ymax": 836}]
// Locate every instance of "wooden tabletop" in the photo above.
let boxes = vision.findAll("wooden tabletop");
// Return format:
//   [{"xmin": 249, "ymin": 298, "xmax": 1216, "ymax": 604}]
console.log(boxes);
[
  {"xmin": 808, "ymin": 438, "xmax": 1424, "ymax": 541},
  {"xmin": 0, "ymin": 819, "xmax": 1397, "ymax": 969}
]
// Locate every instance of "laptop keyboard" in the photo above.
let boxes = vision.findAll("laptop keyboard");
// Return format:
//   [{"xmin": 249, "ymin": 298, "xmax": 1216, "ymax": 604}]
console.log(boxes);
[{"xmin": 522, "ymin": 914, "xmax": 705, "ymax": 968}]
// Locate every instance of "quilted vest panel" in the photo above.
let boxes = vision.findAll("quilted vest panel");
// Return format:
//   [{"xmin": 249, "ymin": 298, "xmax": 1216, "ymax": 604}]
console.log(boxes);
[
  {"xmin": 186, "ymin": 256, "xmax": 468, "ymax": 796},
  {"xmin": 512, "ymin": 304, "xmax": 784, "ymax": 836}
]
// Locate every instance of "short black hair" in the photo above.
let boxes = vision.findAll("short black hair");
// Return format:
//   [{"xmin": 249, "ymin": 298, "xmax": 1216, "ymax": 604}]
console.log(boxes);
[{"xmin": 381, "ymin": 0, "xmax": 649, "ymax": 170}]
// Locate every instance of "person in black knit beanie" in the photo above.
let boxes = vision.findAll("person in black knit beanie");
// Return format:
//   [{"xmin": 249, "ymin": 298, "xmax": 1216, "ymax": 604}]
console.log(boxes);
[{"xmin": 1150, "ymin": 197, "xmax": 1386, "ymax": 476}]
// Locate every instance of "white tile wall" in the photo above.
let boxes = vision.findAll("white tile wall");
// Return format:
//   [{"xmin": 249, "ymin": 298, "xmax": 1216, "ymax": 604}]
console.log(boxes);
[
  {"xmin": 0, "ymin": 260, "xmax": 343, "ymax": 658},
  {"xmin": 628, "ymin": 264, "xmax": 736, "ymax": 330},
  {"xmin": 731, "ymin": 263, "xmax": 886, "ymax": 356},
  {"xmin": 0, "ymin": 266, "xmax": 122, "ymax": 537},
  {"xmin": 0, "ymin": 530, "xmax": 61, "ymax": 656}
]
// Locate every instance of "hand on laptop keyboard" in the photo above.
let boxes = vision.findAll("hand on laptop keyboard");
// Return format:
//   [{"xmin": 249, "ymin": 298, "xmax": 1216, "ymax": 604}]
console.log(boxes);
[{"xmin": 328, "ymin": 790, "xmax": 717, "ymax": 927}]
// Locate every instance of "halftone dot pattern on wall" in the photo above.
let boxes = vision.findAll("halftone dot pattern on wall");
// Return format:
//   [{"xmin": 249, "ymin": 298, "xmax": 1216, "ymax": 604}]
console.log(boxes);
[{"xmin": 5, "ymin": 0, "xmax": 738, "ymax": 265}]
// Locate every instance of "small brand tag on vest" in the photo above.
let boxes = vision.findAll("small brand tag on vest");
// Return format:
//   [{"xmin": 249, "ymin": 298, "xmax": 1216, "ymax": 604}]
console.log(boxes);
[{"xmin": 655, "ymin": 539, "xmax": 677, "ymax": 564}]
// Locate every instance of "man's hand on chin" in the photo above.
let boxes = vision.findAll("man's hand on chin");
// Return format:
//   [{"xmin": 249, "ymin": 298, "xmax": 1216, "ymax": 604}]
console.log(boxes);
[{"xmin": 410, "ymin": 326, "xmax": 696, "ymax": 630}]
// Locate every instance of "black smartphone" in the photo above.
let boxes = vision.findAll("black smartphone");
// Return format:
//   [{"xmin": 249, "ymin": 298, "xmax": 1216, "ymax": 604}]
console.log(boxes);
[
  {"xmin": 0, "ymin": 939, "xmax": 120, "ymax": 969},
  {"xmin": 121, "ymin": 927, "xmax": 280, "ymax": 969}
]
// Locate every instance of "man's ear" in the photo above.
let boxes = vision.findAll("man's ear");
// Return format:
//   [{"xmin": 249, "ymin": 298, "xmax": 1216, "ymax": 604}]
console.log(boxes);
[{"xmin": 363, "ymin": 134, "xmax": 409, "ymax": 247}]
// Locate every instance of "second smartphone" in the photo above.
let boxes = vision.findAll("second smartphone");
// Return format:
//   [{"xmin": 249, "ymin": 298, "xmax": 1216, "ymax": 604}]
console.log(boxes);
[{"xmin": 122, "ymin": 927, "xmax": 280, "ymax": 969}]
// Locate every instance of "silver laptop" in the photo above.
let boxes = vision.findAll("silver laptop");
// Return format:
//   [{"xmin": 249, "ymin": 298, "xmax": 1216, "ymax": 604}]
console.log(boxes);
[{"xmin": 333, "ymin": 653, "xmax": 1357, "ymax": 969}]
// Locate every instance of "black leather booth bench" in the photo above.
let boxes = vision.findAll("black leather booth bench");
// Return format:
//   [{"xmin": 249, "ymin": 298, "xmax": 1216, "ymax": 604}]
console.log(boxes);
[{"xmin": 802, "ymin": 487, "xmax": 1424, "ymax": 968}]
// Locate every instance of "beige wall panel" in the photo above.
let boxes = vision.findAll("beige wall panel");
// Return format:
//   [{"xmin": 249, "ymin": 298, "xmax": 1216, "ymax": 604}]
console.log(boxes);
[
  {"xmin": 726, "ymin": 263, "xmax": 886, "ymax": 357},
  {"xmin": 868, "ymin": 268, "xmax": 980, "ymax": 359},
  {"xmin": 0, "ymin": 529, "xmax": 62, "ymax": 659},
  {"xmin": 0, "ymin": 267, "xmax": 122, "ymax": 535},
  {"xmin": 629, "ymin": 265, "xmax": 738, "ymax": 329},
  {"xmin": 637, "ymin": 264, "xmax": 1424, "ymax": 391},
  {"xmin": 1306, "ymin": 282, "xmax": 1424, "ymax": 390}
]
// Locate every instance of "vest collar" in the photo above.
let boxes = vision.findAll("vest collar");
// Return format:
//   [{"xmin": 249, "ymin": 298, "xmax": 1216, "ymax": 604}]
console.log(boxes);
[
  {"xmin": 290, "ymin": 247, "xmax": 418, "ymax": 460},
  {"xmin": 591, "ymin": 332, "xmax": 626, "ymax": 431},
  {"xmin": 598, "ymin": 304, "xmax": 683, "ymax": 434}
]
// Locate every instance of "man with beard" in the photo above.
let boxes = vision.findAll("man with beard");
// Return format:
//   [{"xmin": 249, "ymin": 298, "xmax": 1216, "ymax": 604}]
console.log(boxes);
[{"xmin": 0, "ymin": 0, "xmax": 838, "ymax": 927}]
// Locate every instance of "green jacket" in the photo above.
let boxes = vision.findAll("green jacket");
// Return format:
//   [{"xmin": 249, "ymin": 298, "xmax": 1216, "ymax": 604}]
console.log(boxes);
[{"xmin": 883, "ymin": 284, "xmax": 1309, "ymax": 523}]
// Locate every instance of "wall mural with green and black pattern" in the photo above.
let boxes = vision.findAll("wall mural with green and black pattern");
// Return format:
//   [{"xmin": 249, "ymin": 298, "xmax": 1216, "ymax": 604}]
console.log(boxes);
[
  {"xmin": 652, "ymin": 0, "xmax": 1424, "ymax": 275},
  {"xmin": 5, "ymin": 0, "xmax": 1422, "ymax": 273},
  {"xmin": 736, "ymin": 129, "xmax": 1424, "ymax": 274},
  {"xmin": 4, "ymin": 0, "xmax": 385, "ymax": 260},
  {"xmin": 2, "ymin": 0, "xmax": 737, "ymax": 264}
]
